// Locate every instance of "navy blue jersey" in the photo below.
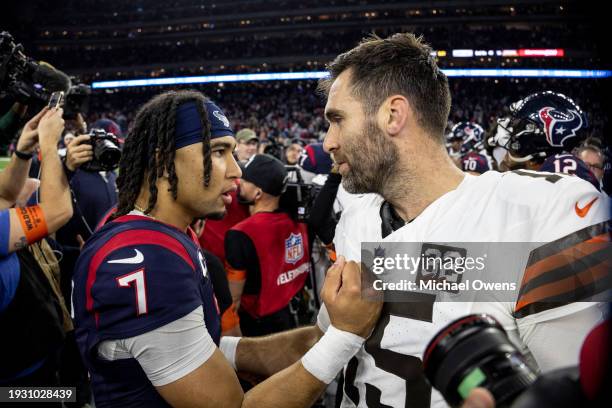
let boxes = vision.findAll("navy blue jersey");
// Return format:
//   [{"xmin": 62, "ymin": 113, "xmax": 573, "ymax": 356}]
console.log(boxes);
[
  {"xmin": 72, "ymin": 214, "xmax": 220, "ymax": 407},
  {"xmin": 540, "ymin": 153, "xmax": 600, "ymax": 191},
  {"xmin": 460, "ymin": 151, "xmax": 491, "ymax": 174}
]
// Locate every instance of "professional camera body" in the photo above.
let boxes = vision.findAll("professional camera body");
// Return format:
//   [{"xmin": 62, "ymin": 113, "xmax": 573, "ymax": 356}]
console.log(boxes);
[
  {"xmin": 280, "ymin": 165, "xmax": 319, "ymax": 222},
  {"xmin": 1, "ymin": 31, "xmax": 91, "ymax": 119},
  {"xmin": 80, "ymin": 128, "xmax": 122, "ymax": 172},
  {"xmin": 1, "ymin": 31, "xmax": 55, "ymax": 104},
  {"xmin": 63, "ymin": 83, "xmax": 92, "ymax": 120}
]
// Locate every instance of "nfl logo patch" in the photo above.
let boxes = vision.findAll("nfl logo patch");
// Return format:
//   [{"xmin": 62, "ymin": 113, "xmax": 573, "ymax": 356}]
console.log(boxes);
[{"xmin": 285, "ymin": 233, "xmax": 304, "ymax": 264}]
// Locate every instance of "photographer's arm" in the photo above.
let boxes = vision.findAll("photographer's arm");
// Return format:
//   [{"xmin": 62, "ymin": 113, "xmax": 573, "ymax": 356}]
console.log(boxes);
[
  {"xmin": 0, "ymin": 107, "xmax": 47, "ymax": 208},
  {"xmin": 4, "ymin": 108, "xmax": 72, "ymax": 253}
]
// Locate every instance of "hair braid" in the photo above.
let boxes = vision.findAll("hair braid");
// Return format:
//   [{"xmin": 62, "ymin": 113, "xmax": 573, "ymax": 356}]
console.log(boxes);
[{"xmin": 116, "ymin": 90, "xmax": 214, "ymax": 216}]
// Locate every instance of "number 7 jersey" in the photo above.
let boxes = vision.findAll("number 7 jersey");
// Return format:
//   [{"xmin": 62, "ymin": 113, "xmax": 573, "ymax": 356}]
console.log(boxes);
[
  {"xmin": 320, "ymin": 170, "xmax": 610, "ymax": 408},
  {"xmin": 72, "ymin": 214, "xmax": 220, "ymax": 407}
]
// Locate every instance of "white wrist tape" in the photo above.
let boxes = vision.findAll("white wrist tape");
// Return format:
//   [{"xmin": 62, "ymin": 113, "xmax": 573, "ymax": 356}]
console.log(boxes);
[
  {"xmin": 301, "ymin": 325, "xmax": 365, "ymax": 384},
  {"xmin": 219, "ymin": 336, "xmax": 241, "ymax": 371}
]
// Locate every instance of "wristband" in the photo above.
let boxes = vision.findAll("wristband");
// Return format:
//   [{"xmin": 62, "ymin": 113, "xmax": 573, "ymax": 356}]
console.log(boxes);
[
  {"xmin": 16, "ymin": 205, "xmax": 48, "ymax": 244},
  {"xmin": 301, "ymin": 325, "xmax": 365, "ymax": 384},
  {"xmin": 219, "ymin": 336, "xmax": 241, "ymax": 371},
  {"xmin": 14, "ymin": 150, "xmax": 33, "ymax": 160}
]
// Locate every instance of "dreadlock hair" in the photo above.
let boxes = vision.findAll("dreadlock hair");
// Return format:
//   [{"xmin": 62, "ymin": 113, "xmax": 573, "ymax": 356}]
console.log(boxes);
[{"xmin": 116, "ymin": 90, "xmax": 213, "ymax": 216}]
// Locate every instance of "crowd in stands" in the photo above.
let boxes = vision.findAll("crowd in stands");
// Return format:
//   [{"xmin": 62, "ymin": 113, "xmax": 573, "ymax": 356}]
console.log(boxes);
[{"xmin": 84, "ymin": 77, "xmax": 608, "ymax": 147}]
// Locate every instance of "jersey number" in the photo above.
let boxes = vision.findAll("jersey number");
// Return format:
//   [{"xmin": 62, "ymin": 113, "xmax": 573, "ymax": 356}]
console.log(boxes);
[
  {"xmin": 553, "ymin": 158, "xmax": 578, "ymax": 174},
  {"xmin": 512, "ymin": 169, "xmax": 563, "ymax": 183},
  {"xmin": 343, "ymin": 291, "xmax": 435, "ymax": 408},
  {"xmin": 116, "ymin": 268, "xmax": 148, "ymax": 316},
  {"xmin": 464, "ymin": 158, "xmax": 479, "ymax": 171}
]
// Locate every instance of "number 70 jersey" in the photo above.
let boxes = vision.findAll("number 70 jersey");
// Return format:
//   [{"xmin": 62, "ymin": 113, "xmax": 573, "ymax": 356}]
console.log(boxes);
[{"xmin": 322, "ymin": 171, "xmax": 609, "ymax": 407}]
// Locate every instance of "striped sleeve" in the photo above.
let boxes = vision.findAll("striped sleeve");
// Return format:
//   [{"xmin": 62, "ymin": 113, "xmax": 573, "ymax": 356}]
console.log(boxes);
[{"xmin": 514, "ymin": 221, "xmax": 611, "ymax": 318}]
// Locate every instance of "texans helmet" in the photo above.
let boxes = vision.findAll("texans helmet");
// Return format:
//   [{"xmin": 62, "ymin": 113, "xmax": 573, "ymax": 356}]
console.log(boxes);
[
  {"xmin": 448, "ymin": 122, "xmax": 485, "ymax": 153},
  {"xmin": 503, "ymin": 91, "xmax": 588, "ymax": 162}
]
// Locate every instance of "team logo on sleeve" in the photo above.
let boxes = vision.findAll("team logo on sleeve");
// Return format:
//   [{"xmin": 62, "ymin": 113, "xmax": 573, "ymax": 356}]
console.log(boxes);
[
  {"xmin": 285, "ymin": 233, "xmax": 304, "ymax": 264},
  {"xmin": 538, "ymin": 107, "xmax": 583, "ymax": 147}
]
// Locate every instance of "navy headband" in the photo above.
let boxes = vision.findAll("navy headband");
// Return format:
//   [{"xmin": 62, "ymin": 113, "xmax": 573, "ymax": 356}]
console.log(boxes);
[{"xmin": 175, "ymin": 100, "xmax": 234, "ymax": 149}]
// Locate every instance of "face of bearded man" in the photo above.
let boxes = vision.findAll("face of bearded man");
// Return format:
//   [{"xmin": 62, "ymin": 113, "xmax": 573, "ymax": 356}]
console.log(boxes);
[{"xmin": 339, "ymin": 119, "xmax": 400, "ymax": 195}]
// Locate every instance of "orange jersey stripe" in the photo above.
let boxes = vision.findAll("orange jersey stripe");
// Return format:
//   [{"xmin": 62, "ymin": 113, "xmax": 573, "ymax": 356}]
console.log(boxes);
[
  {"xmin": 515, "ymin": 260, "xmax": 609, "ymax": 313},
  {"xmin": 521, "ymin": 237, "xmax": 609, "ymax": 291}
]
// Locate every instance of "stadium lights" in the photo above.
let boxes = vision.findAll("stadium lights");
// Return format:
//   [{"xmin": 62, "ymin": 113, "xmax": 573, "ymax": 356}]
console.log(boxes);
[
  {"xmin": 91, "ymin": 69, "xmax": 612, "ymax": 89},
  {"xmin": 439, "ymin": 48, "xmax": 564, "ymax": 58}
]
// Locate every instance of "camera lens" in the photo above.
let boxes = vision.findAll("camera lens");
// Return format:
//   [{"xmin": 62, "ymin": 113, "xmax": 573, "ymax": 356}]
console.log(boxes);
[
  {"xmin": 423, "ymin": 314, "xmax": 537, "ymax": 407},
  {"xmin": 93, "ymin": 138, "xmax": 121, "ymax": 170}
]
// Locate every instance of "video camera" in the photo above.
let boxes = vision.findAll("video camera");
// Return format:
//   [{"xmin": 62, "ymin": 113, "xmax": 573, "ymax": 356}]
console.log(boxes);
[
  {"xmin": 280, "ymin": 166, "xmax": 319, "ymax": 222},
  {"xmin": 0, "ymin": 31, "xmax": 91, "ymax": 118}
]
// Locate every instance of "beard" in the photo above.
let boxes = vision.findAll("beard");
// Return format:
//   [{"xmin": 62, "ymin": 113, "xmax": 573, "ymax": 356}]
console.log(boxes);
[{"xmin": 340, "ymin": 120, "xmax": 400, "ymax": 195}]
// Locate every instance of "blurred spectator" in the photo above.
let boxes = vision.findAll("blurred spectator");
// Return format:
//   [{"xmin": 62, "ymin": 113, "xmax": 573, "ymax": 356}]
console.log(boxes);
[
  {"xmin": 284, "ymin": 138, "xmax": 305, "ymax": 165},
  {"xmin": 235, "ymin": 128, "xmax": 259, "ymax": 164},
  {"xmin": 575, "ymin": 144, "xmax": 605, "ymax": 185}
]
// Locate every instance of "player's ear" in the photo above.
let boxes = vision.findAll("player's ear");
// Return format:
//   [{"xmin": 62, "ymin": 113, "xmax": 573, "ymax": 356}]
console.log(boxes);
[{"xmin": 382, "ymin": 95, "xmax": 410, "ymax": 137}]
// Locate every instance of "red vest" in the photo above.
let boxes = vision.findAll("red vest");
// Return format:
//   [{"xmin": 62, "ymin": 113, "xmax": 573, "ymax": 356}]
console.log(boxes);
[
  {"xmin": 231, "ymin": 212, "xmax": 310, "ymax": 318},
  {"xmin": 199, "ymin": 189, "xmax": 249, "ymax": 264}
]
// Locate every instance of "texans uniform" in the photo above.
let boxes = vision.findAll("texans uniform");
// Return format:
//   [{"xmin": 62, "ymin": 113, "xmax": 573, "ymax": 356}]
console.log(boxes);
[
  {"xmin": 72, "ymin": 214, "xmax": 220, "ymax": 407},
  {"xmin": 319, "ymin": 170, "xmax": 610, "ymax": 408},
  {"xmin": 540, "ymin": 153, "xmax": 600, "ymax": 191},
  {"xmin": 460, "ymin": 151, "xmax": 491, "ymax": 174}
]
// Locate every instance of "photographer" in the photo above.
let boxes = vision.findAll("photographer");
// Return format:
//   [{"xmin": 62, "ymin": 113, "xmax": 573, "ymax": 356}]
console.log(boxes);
[
  {"xmin": 224, "ymin": 154, "xmax": 310, "ymax": 336},
  {"xmin": 55, "ymin": 118, "xmax": 120, "ymax": 248},
  {"xmin": 0, "ymin": 107, "xmax": 73, "ymax": 391}
]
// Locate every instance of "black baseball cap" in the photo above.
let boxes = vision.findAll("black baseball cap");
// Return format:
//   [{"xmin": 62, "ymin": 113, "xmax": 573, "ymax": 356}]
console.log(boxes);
[{"xmin": 242, "ymin": 154, "xmax": 288, "ymax": 196}]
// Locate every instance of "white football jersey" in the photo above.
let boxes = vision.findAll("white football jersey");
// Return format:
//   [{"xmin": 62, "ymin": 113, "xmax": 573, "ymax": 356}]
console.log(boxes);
[{"xmin": 319, "ymin": 170, "xmax": 609, "ymax": 408}]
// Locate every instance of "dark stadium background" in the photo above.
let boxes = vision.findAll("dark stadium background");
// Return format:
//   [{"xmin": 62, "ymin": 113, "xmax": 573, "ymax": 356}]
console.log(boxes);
[{"xmin": 1, "ymin": 0, "xmax": 609, "ymax": 162}]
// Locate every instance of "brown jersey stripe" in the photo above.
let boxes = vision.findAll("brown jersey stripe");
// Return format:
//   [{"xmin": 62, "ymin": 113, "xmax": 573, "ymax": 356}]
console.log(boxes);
[
  {"xmin": 520, "ymin": 240, "xmax": 609, "ymax": 293},
  {"xmin": 525, "ymin": 221, "xmax": 610, "ymax": 267},
  {"xmin": 515, "ymin": 260, "xmax": 609, "ymax": 313},
  {"xmin": 512, "ymin": 279, "xmax": 608, "ymax": 318}
]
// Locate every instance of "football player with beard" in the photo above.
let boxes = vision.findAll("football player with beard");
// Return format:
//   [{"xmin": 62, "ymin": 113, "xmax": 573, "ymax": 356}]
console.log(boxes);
[
  {"xmin": 72, "ymin": 90, "xmax": 382, "ymax": 408},
  {"xmin": 231, "ymin": 34, "xmax": 610, "ymax": 408},
  {"xmin": 487, "ymin": 91, "xmax": 600, "ymax": 190}
]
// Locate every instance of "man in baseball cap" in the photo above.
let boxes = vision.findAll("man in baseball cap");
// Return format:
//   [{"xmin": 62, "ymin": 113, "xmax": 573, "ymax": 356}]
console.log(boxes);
[
  {"xmin": 239, "ymin": 154, "xmax": 288, "ymax": 201},
  {"xmin": 235, "ymin": 128, "xmax": 259, "ymax": 164},
  {"xmin": 225, "ymin": 154, "xmax": 310, "ymax": 336}
]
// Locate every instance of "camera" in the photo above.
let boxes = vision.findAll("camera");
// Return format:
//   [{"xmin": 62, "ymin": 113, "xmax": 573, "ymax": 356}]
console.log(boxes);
[
  {"xmin": 0, "ymin": 31, "xmax": 50, "ymax": 104},
  {"xmin": 423, "ymin": 314, "xmax": 537, "ymax": 407},
  {"xmin": 80, "ymin": 128, "xmax": 122, "ymax": 172},
  {"xmin": 280, "ymin": 166, "xmax": 318, "ymax": 222},
  {"xmin": 262, "ymin": 138, "xmax": 283, "ymax": 160},
  {"xmin": 63, "ymin": 83, "xmax": 92, "ymax": 120}
]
